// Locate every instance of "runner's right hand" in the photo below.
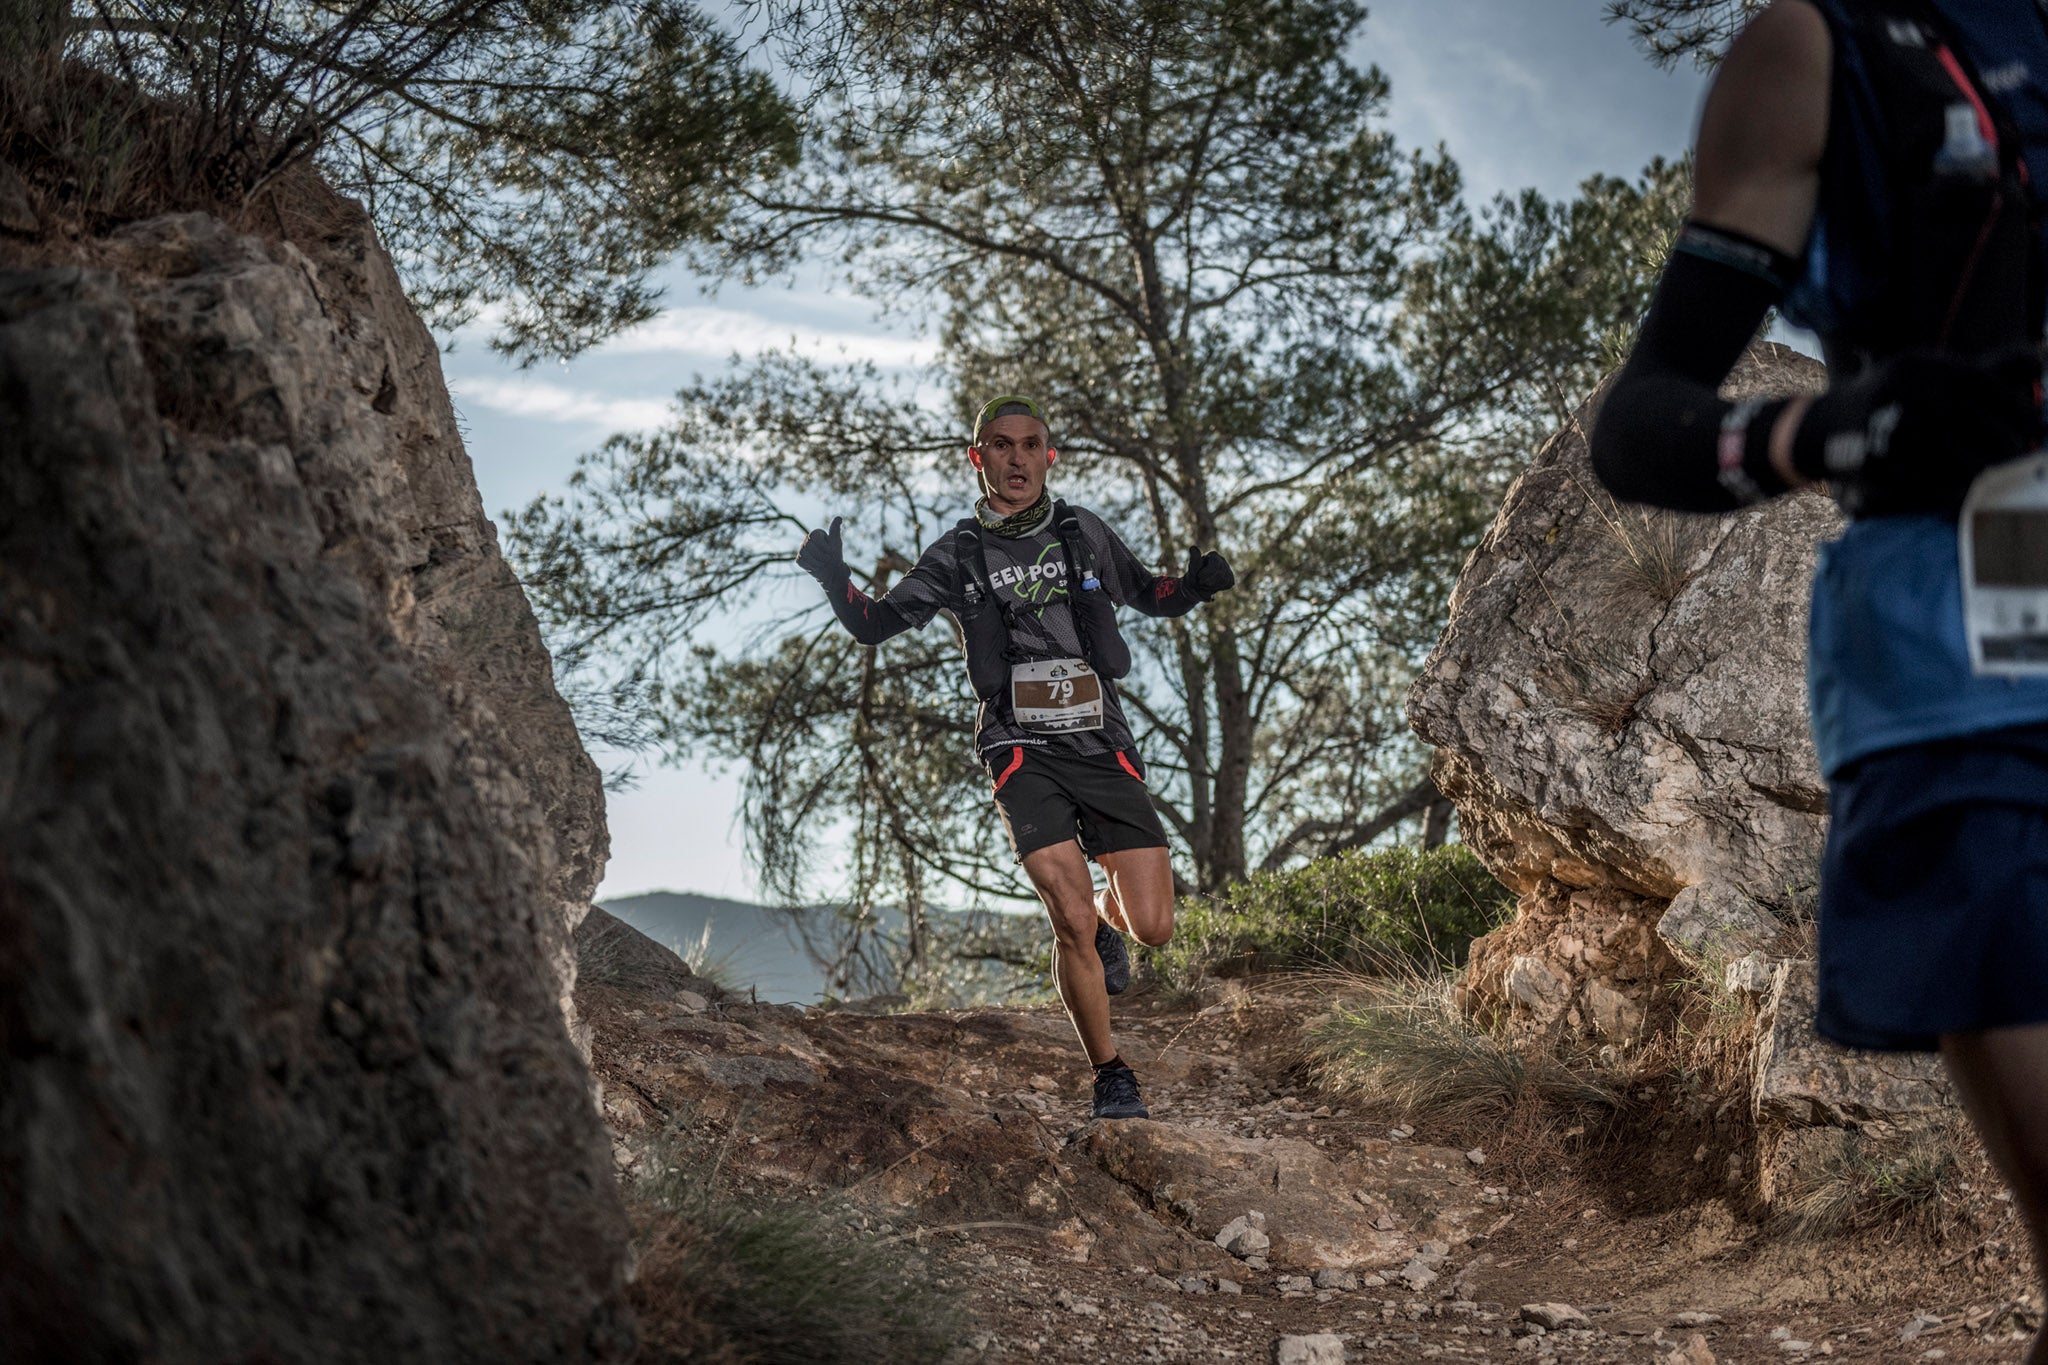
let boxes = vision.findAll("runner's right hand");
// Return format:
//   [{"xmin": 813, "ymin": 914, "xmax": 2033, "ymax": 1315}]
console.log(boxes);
[
  {"xmin": 1792, "ymin": 346, "xmax": 2045, "ymax": 517},
  {"xmin": 1185, "ymin": 545, "xmax": 1235, "ymax": 599},
  {"xmin": 797, "ymin": 516, "xmax": 848, "ymax": 585}
]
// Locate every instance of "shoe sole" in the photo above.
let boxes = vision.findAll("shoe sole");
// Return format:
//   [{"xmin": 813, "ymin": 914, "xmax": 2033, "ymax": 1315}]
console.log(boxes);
[
  {"xmin": 1096, "ymin": 923, "xmax": 1130, "ymax": 996},
  {"xmin": 1091, "ymin": 1105, "xmax": 1150, "ymax": 1120}
]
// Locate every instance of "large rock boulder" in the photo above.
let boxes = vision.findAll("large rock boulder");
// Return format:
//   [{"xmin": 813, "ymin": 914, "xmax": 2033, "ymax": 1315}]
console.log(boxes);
[
  {"xmin": 0, "ymin": 204, "xmax": 625, "ymax": 1356},
  {"xmin": 1410, "ymin": 343, "xmax": 1834, "ymax": 1038}
]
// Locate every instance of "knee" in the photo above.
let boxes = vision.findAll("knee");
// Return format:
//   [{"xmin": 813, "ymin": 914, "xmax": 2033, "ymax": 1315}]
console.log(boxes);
[
  {"xmin": 1045, "ymin": 900, "xmax": 1097, "ymax": 948},
  {"xmin": 1128, "ymin": 900, "xmax": 1174, "ymax": 948}
]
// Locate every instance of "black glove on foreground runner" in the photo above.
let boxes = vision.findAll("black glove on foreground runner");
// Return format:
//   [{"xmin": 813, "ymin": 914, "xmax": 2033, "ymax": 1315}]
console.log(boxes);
[
  {"xmin": 1593, "ymin": 221, "xmax": 2047, "ymax": 519},
  {"xmin": 1787, "ymin": 347, "xmax": 2046, "ymax": 518}
]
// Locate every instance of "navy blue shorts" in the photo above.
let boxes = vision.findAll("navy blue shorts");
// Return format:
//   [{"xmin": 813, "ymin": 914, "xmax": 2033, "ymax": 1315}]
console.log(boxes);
[{"xmin": 1818, "ymin": 722, "xmax": 2048, "ymax": 1051}]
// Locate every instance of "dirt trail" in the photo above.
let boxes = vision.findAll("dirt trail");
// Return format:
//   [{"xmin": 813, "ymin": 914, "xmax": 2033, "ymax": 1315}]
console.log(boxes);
[{"xmin": 582, "ymin": 974, "xmax": 2038, "ymax": 1363}]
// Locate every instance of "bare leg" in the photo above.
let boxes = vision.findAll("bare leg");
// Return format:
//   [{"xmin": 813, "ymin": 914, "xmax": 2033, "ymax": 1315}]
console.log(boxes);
[
  {"xmin": 1940, "ymin": 1021, "xmax": 2048, "ymax": 1365},
  {"xmin": 1095, "ymin": 845, "xmax": 1175, "ymax": 947},
  {"xmin": 1021, "ymin": 840, "xmax": 1115, "ymax": 1064}
]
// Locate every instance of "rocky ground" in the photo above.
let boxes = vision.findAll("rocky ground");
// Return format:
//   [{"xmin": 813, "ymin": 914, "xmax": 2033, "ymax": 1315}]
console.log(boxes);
[{"xmin": 578, "ymin": 921, "xmax": 2039, "ymax": 1365}]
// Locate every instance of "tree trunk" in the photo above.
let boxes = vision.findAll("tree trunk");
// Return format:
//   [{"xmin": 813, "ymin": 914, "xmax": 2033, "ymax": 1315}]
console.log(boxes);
[{"xmin": 1422, "ymin": 798, "xmax": 1454, "ymax": 849}]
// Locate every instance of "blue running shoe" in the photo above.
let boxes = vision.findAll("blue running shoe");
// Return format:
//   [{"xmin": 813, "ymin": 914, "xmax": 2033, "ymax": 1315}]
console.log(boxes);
[
  {"xmin": 1091, "ymin": 1062, "xmax": 1149, "ymax": 1120},
  {"xmin": 1096, "ymin": 921, "xmax": 1130, "ymax": 996}
]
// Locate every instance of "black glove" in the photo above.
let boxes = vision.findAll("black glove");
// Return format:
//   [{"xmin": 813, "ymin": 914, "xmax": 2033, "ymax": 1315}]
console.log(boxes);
[
  {"xmin": 1791, "ymin": 347, "xmax": 2045, "ymax": 518},
  {"xmin": 797, "ymin": 516, "xmax": 850, "ymax": 588},
  {"xmin": 1185, "ymin": 545, "xmax": 1235, "ymax": 599}
]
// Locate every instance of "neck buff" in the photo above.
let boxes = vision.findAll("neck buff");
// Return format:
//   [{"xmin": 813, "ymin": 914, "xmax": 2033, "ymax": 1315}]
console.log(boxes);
[{"xmin": 974, "ymin": 490, "xmax": 1053, "ymax": 538}]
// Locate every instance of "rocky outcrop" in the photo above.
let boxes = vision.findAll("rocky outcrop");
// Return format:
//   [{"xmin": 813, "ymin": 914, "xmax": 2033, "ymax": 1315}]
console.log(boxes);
[
  {"xmin": 1408, "ymin": 344, "xmax": 1979, "ymax": 1204},
  {"xmin": 1410, "ymin": 343, "xmax": 1833, "ymax": 1041},
  {"xmin": 0, "ymin": 204, "xmax": 624, "ymax": 1357}
]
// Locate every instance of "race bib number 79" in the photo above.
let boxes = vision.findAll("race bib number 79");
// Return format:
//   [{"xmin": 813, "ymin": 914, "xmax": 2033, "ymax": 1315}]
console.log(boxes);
[{"xmin": 1011, "ymin": 658, "xmax": 1105, "ymax": 733}]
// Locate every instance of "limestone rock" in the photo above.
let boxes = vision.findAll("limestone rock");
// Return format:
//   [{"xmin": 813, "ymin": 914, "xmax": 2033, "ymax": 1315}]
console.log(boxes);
[
  {"xmin": 1658, "ymin": 883, "xmax": 1781, "ymax": 972},
  {"xmin": 1397, "ymin": 1257, "xmax": 1440, "ymax": 1291},
  {"xmin": 1458, "ymin": 882, "xmax": 1672, "ymax": 1040},
  {"xmin": 0, "ymin": 216, "xmax": 625, "ymax": 1358},
  {"xmin": 1661, "ymin": 1334, "xmax": 1717, "ymax": 1365},
  {"xmin": 1075, "ymin": 1121, "xmax": 1489, "ymax": 1270},
  {"xmin": 1505, "ymin": 954, "xmax": 1569, "ymax": 1020},
  {"xmin": 1411, "ymin": 343, "xmax": 1833, "ymax": 1033},
  {"xmin": 1752, "ymin": 960, "xmax": 1952, "ymax": 1125},
  {"xmin": 1413, "ymin": 344, "xmax": 1834, "ymax": 901},
  {"xmin": 1215, "ymin": 1212, "xmax": 1273, "ymax": 1258},
  {"xmin": 576, "ymin": 905, "xmax": 720, "ymax": 1001},
  {"xmin": 1275, "ymin": 1334, "xmax": 1347, "ymax": 1365},
  {"xmin": 1584, "ymin": 978, "xmax": 1645, "ymax": 1041},
  {"xmin": 1522, "ymin": 1303, "xmax": 1591, "ymax": 1330},
  {"xmin": 1724, "ymin": 953, "xmax": 1775, "ymax": 995}
]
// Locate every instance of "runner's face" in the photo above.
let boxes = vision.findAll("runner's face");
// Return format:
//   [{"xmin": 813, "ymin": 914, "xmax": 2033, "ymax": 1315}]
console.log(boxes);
[{"xmin": 975, "ymin": 414, "xmax": 1051, "ymax": 512}]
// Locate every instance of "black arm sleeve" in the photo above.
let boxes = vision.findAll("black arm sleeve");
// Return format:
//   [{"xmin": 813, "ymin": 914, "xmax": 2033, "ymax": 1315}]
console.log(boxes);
[
  {"xmin": 823, "ymin": 573, "xmax": 915, "ymax": 646},
  {"xmin": 1090, "ymin": 515, "xmax": 1204, "ymax": 619},
  {"xmin": 1589, "ymin": 222, "xmax": 1801, "ymax": 512},
  {"xmin": 1129, "ymin": 574, "xmax": 1203, "ymax": 618}
]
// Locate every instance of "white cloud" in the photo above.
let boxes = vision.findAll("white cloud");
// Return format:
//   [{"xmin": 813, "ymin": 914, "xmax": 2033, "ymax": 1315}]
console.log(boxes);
[
  {"xmin": 598, "ymin": 303, "xmax": 933, "ymax": 368},
  {"xmin": 453, "ymin": 377, "xmax": 674, "ymax": 432}
]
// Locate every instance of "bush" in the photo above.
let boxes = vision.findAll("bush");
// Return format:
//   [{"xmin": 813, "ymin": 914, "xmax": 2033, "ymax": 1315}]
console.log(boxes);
[{"xmin": 1146, "ymin": 844, "xmax": 1513, "ymax": 989}]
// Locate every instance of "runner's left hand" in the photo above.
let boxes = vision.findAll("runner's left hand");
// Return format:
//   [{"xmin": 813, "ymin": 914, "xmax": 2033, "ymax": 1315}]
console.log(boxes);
[{"xmin": 1186, "ymin": 546, "xmax": 1235, "ymax": 598}]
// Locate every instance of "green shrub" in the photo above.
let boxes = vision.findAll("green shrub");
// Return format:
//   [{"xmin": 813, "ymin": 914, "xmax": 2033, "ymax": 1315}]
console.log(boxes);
[{"xmin": 1147, "ymin": 844, "xmax": 1513, "ymax": 988}]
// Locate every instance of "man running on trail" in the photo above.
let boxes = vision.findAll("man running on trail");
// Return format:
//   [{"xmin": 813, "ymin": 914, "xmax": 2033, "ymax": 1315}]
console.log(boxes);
[
  {"xmin": 1590, "ymin": 4, "xmax": 2048, "ymax": 1356},
  {"xmin": 795, "ymin": 395, "xmax": 1234, "ymax": 1121}
]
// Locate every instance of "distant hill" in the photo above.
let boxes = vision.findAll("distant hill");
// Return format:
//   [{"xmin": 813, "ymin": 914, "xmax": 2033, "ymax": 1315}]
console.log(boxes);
[
  {"xmin": 599, "ymin": 891, "xmax": 824, "ymax": 1004},
  {"xmin": 598, "ymin": 890, "xmax": 1048, "ymax": 1007}
]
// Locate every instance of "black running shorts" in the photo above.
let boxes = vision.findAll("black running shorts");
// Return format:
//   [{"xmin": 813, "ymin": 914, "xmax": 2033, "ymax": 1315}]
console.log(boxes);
[{"xmin": 981, "ymin": 744, "xmax": 1168, "ymax": 861}]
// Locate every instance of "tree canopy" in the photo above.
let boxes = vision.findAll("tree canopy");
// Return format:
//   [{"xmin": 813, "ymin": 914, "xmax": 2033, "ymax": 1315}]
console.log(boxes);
[
  {"xmin": 510, "ymin": 0, "xmax": 1690, "ymax": 941},
  {"xmin": 1604, "ymin": 0, "xmax": 1765, "ymax": 68},
  {"xmin": 5, "ymin": 0, "xmax": 797, "ymax": 360}
]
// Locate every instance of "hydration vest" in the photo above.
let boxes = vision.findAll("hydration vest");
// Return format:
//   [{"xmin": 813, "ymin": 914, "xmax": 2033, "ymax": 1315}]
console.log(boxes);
[
  {"xmin": 1784, "ymin": 0, "xmax": 2046, "ymax": 372},
  {"xmin": 954, "ymin": 499, "xmax": 1131, "ymax": 700}
]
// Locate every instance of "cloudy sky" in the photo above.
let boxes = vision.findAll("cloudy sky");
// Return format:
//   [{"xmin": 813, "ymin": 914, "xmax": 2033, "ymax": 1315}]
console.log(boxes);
[{"xmin": 439, "ymin": 0, "xmax": 1715, "ymax": 904}]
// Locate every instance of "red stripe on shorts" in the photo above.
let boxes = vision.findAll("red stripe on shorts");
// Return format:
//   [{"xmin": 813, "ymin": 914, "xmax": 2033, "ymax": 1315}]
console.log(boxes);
[
  {"xmin": 1115, "ymin": 750, "xmax": 1144, "ymax": 783},
  {"xmin": 993, "ymin": 746, "xmax": 1025, "ymax": 791}
]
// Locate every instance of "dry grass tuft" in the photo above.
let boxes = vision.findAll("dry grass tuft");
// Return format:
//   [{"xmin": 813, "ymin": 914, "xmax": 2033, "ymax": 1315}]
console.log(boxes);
[
  {"xmin": 1575, "ymin": 480, "xmax": 1715, "ymax": 606},
  {"xmin": 626, "ymin": 1130, "xmax": 961, "ymax": 1365},
  {"xmin": 1772, "ymin": 1118, "xmax": 1975, "ymax": 1240},
  {"xmin": 1304, "ymin": 963, "xmax": 1621, "ymax": 1128}
]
